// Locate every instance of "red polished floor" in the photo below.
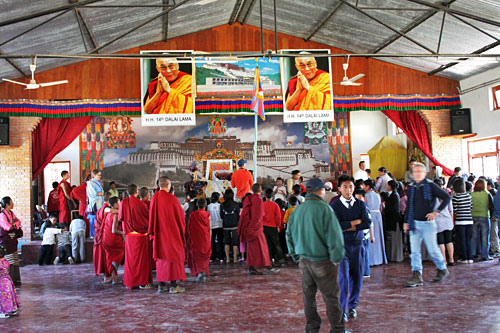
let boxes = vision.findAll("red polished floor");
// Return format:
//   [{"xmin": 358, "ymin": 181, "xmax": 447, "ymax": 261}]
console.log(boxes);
[{"xmin": 1, "ymin": 259, "xmax": 500, "ymax": 332}]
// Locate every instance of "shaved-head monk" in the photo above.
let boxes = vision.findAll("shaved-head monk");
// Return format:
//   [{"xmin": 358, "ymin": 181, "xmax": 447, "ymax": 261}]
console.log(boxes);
[
  {"xmin": 58, "ymin": 170, "xmax": 76, "ymax": 223},
  {"xmin": 149, "ymin": 176, "xmax": 186, "ymax": 294},
  {"xmin": 102, "ymin": 196, "xmax": 125, "ymax": 285},
  {"xmin": 71, "ymin": 174, "xmax": 91, "ymax": 232},
  {"xmin": 285, "ymin": 53, "xmax": 331, "ymax": 111},
  {"xmin": 187, "ymin": 198, "xmax": 211, "ymax": 283},
  {"xmin": 238, "ymin": 183, "xmax": 273, "ymax": 275},
  {"xmin": 144, "ymin": 58, "xmax": 193, "ymax": 115},
  {"xmin": 119, "ymin": 184, "xmax": 153, "ymax": 289},
  {"xmin": 94, "ymin": 192, "xmax": 113, "ymax": 283}
]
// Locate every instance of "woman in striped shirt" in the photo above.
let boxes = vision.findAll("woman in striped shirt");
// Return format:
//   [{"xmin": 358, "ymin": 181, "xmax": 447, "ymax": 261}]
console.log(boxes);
[{"xmin": 452, "ymin": 178, "xmax": 474, "ymax": 264}]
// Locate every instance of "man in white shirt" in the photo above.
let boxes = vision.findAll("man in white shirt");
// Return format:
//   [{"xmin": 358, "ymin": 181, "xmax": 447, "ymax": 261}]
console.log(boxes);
[
  {"xmin": 375, "ymin": 167, "xmax": 392, "ymax": 193},
  {"xmin": 353, "ymin": 161, "xmax": 369, "ymax": 181},
  {"xmin": 38, "ymin": 226, "xmax": 61, "ymax": 265},
  {"xmin": 70, "ymin": 215, "xmax": 87, "ymax": 263}
]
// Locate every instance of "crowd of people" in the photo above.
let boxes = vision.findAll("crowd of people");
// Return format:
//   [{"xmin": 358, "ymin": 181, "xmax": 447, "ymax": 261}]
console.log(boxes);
[{"xmin": 1, "ymin": 158, "xmax": 500, "ymax": 332}]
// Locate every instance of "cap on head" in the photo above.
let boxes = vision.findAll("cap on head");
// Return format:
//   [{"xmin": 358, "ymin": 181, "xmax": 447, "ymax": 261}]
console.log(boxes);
[
  {"xmin": 324, "ymin": 181, "xmax": 333, "ymax": 190},
  {"xmin": 237, "ymin": 159, "xmax": 247, "ymax": 167},
  {"xmin": 306, "ymin": 178, "xmax": 326, "ymax": 192}
]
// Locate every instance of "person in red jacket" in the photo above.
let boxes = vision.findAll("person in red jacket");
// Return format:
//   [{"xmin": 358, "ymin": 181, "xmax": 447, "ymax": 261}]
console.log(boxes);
[
  {"xmin": 238, "ymin": 184, "xmax": 275, "ymax": 275},
  {"xmin": 263, "ymin": 188, "xmax": 286, "ymax": 267},
  {"xmin": 187, "ymin": 198, "xmax": 211, "ymax": 283},
  {"xmin": 231, "ymin": 159, "xmax": 254, "ymax": 201}
]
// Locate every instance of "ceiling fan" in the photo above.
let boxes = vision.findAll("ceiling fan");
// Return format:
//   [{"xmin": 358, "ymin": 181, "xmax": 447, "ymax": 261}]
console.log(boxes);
[
  {"xmin": 2, "ymin": 57, "xmax": 68, "ymax": 89},
  {"xmin": 340, "ymin": 55, "xmax": 365, "ymax": 86}
]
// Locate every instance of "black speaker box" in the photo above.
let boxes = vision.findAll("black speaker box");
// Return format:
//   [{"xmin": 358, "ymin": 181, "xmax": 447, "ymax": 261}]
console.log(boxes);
[
  {"xmin": 450, "ymin": 108, "xmax": 471, "ymax": 135},
  {"xmin": 0, "ymin": 117, "xmax": 9, "ymax": 146}
]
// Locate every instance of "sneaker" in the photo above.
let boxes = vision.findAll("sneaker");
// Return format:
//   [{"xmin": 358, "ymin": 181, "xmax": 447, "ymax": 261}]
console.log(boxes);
[
  {"xmin": 196, "ymin": 272, "xmax": 207, "ymax": 283},
  {"xmin": 53, "ymin": 257, "xmax": 60, "ymax": 265},
  {"xmin": 363, "ymin": 275, "xmax": 370, "ymax": 278},
  {"xmin": 457, "ymin": 259, "xmax": 468, "ymax": 264},
  {"xmin": 406, "ymin": 271, "xmax": 423, "ymax": 287},
  {"xmin": 432, "ymin": 268, "xmax": 449, "ymax": 283},
  {"xmin": 158, "ymin": 285, "xmax": 168, "ymax": 294},
  {"xmin": 68, "ymin": 257, "xmax": 75, "ymax": 265},
  {"xmin": 169, "ymin": 285, "xmax": 186, "ymax": 294},
  {"xmin": 139, "ymin": 283, "xmax": 154, "ymax": 289},
  {"xmin": 467, "ymin": 260, "xmax": 474, "ymax": 264},
  {"xmin": 9, "ymin": 310, "xmax": 18, "ymax": 317},
  {"xmin": 0, "ymin": 313, "xmax": 10, "ymax": 319},
  {"xmin": 348, "ymin": 308, "xmax": 357, "ymax": 319},
  {"xmin": 482, "ymin": 257, "xmax": 493, "ymax": 261}
]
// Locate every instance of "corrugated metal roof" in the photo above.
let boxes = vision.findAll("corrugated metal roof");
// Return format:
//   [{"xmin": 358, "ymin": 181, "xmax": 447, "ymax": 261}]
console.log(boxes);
[{"xmin": 0, "ymin": 0, "xmax": 499, "ymax": 81}]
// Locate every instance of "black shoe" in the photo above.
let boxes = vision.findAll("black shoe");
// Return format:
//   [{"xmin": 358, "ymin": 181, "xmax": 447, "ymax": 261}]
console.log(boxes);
[
  {"xmin": 406, "ymin": 271, "xmax": 423, "ymax": 287},
  {"xmin": 432, "ymin": 268, "xmax": 449, "ymax": 283},
  {"xmin": 448, "ymin": 262, "xmax": 455, "ymax": 266},
  {"xmin": 482, "ymin": 257, "xmax": 493, "ymax": 261},
  {"xmin": 248, "ymin": 268, "xmax": 263, "ymax": 276},
  {"xmin": 343, "ymin": 313, "xmax": 348, "ymax": 323},
  {"xmin": 348, "ymin": 308, "xmax": 357, "ymax": 319}
]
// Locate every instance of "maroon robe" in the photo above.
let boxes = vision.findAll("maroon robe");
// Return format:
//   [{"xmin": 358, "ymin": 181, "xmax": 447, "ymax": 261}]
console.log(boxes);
[
  {"xmin": 238, "ymin": 193, "xmax": 271, "ymax": 268},
  {"xmin": 71, "ymin": 182, "xmax": 90, "ymax": 235},
  {"xmin": 187, "ymin": 209, "xmax": 211, "ymax": 276},
  {"xmin": 94, "ymin": 203, "xmax": 109, "ymax": 276},
  {"xmin": 119, "ymin": 196, "xmax": 152, "ymax": 289},
  {"xmin": 57, "ymin": 180, "xmax": 71, "ymax": 223},
  {"xmin": 102, "ymin": 211, "xmax": 125, "ymax": 274},
  {"xmin": 148, "ymin": 190, "xmax": 186, "ymax": 282},
  {"xmin": 47, "ymin": 189, "xmax": 59, "ymax": 213}
]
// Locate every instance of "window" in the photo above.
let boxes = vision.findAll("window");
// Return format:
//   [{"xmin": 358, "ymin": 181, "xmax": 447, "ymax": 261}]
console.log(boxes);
[
  {"xmin": 493, "ymin": 85, "xmax": 500, "ymax": 111},
  {"xmin": 359, "ymin": 154, "xmax": 370, "ymax": 169},
  {"xmin": 468, "ymin": 136, "xmax": 500, "ymax": 178}
]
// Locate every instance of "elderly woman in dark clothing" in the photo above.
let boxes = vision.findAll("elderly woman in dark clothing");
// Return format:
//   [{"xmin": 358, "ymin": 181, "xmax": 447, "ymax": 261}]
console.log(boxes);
[{"xmin": 383, "ymin": 180, "xmax": 403, "ymax": 262}]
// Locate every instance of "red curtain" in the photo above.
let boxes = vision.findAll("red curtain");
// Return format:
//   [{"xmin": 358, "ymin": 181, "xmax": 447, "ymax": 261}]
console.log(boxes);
[
  {"xmin": 382, "ymin": 110, "xmax": 453, "ymax": 176},
  {"xmin": 32, "ymin": 117, "xmax": 92, "ymax": 180}
]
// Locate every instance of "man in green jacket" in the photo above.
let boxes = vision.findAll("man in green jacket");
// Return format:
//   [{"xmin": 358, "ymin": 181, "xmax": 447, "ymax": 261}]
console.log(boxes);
[{"xmin": 287, "ymin": 178, "xmax": 346, "ymax": 333}]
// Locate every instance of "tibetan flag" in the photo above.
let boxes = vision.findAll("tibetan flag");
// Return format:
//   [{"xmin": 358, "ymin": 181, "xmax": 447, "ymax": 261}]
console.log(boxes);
[{"xmin": 251, "ymin": 64, "xmax": 265, "ymax": 121}]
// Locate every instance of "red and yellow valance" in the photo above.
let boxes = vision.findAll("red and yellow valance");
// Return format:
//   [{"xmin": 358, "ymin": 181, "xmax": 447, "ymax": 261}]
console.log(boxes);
[{"xmin": 0, "ymin": 94, "xmax": 461, "ymax": 118}]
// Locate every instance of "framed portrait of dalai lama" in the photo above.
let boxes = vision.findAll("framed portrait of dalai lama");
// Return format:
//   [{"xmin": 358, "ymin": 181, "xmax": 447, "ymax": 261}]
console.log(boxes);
[
  {"xmin": 280, "ymin": 49, "xmax": 334, "ymax": 123},
  {"xmin": 140, "ymin": 50, "xmax": 196, "ymax": 126}
]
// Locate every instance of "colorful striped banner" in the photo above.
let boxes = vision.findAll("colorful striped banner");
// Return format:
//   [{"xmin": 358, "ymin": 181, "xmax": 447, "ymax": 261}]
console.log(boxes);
[{"xmin": 0, "ymin": 94, "xmax": 461, "ymax": 118}]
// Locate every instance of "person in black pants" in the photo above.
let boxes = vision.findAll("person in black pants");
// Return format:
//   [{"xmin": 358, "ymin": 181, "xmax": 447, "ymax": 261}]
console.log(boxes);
[{"xmin": 331, "ymin": 175, "xmax": 371, "ymax": 323}]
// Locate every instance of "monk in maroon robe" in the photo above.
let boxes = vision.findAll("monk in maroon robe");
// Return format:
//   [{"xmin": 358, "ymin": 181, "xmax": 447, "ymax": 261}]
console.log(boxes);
[
  {"xmin": 94, "ymin": 193, "xmax": 114, "ymax": 282},
  {"xmin": 71, "ymin": 176, "xmax": 91, "ymax": 234},
  {"xmin": 149, "ymin": 176, "xmax": 186, "ymax": 294},
  {"xmin": 57, "ymin": 170, "xmax": 75, "ymax": 223},
  {"xmin": 187, "ymin": 198, "xmax": 211, "ymax": 283},
  {"xmin": 102, "ymin": 197, "xmax": 125, "ymax": 284},
  {"xmin": 119, "ymin": 184, "xmax": 152, "ymax": 289},
  {"xmin": 47, "ymin": 182, "xmax": 59, "ymax": 214},
  {"xmin": 238, "ymin": 183, "xmax": 272, "ymax": 275}
]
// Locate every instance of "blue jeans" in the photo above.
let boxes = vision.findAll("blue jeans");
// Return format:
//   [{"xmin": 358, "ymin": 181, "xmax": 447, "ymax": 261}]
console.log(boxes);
[
  {"xmin": 88, "ymin": 214, "xmax": 96, "ymax": 238},
  {"xmin": 362, "ymin": 238, "xmax": 370, "ymax": 276},
  {"xmin": 471, "ymin": 217, "xmax": 490, "ymax": 259},
  {"xmin": 409, "ymin": 220, "xmax": 446, "ymax": 273}
]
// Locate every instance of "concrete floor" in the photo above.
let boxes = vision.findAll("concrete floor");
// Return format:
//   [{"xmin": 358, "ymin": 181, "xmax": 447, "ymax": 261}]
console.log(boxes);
[{"xmin": 1, "ymin": 259, "xmax": 500, "ymax": 332}]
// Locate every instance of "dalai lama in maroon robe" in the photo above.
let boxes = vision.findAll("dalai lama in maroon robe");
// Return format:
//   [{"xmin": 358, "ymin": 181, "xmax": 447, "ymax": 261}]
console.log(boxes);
[
  {"xmin": 149, "ymin": 176, "xmax": 186, "ymax": 294},
  {"xmin": 238, "ymin": 183, "xmax": 272, "ymax": 275},
  {"xmin": 119, "ymin": 184, "xmax": 152, "ymax": 289}
]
